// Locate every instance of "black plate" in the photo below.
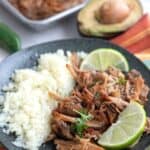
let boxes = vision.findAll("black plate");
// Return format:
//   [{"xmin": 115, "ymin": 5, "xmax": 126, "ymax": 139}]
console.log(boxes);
[{"xmin": 0, "ymin": 38, "xmax": 149, "ymax": 150}]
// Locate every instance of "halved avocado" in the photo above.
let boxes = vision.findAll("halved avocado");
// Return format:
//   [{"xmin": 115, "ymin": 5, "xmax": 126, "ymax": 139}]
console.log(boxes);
[{"xmin": 78, "ymin": 0, "xmax": 143, "ymax": 37}]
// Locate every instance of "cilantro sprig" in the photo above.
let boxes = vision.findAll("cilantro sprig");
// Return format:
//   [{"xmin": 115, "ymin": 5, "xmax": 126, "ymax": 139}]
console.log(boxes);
[
  {"xmin": 118, "ymin": 77, "xmax": 127, "ymax": 85},
  {"xmin": 72, "ymin": 109, "xmax": 93, "ymax": 137}
]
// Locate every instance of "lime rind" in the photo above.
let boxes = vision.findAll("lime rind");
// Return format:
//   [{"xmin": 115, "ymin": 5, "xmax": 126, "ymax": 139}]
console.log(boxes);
[{"xmin": 98, "ymin": 102, "xmax": 146, "ymax": 149}]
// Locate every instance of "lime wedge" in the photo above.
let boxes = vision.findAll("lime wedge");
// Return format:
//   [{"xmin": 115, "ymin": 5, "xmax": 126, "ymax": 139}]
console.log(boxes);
[
  {"xmin": 80, "ymin": 48, "xmax": 129, "ymax": 71},
  {"xmin": 145, "ymin": 145, "xmax": 150, "ymax": 150},
  {"xmin": 98, "ymin": 102, "xmax": 146, "ymax": 149}
]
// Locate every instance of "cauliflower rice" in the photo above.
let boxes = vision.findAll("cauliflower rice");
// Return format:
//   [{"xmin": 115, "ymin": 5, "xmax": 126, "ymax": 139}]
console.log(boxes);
[{"xmin": 0, "ymin": 50, "xmax": 76, "ymax": 150}]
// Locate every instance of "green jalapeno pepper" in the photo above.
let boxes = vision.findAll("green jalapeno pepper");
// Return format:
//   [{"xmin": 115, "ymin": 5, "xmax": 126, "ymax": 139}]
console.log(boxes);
[{"xmin": 0, "ymin": 23, "xmax": 21, "ymax": 52}]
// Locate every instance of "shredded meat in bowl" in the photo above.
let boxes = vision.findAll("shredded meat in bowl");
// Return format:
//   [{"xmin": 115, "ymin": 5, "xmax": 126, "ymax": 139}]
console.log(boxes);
[
  {"xmin": 9, "ymin": 0, "xmax": 84, "ymax": 20},
  {"xmin": 48, "ymin": 53, "xmax": 149, "ymax": 150}
]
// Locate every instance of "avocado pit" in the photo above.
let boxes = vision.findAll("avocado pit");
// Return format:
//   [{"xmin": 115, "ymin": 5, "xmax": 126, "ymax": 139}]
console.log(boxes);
[{"xmin": 96, "ymin": 0, "xmax": 131, "ymax": 24}]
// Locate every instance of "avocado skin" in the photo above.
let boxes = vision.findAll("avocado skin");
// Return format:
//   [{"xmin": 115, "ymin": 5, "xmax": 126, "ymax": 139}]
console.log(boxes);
[{"xmin": 78, "ymin": 0, "xmax": 143, "ymax": 37}]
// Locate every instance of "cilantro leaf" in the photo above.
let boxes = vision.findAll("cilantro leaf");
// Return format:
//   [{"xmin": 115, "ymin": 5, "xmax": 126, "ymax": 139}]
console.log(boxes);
[
  {"xmin": 72, "ymin": 109, "xmax": 92, "ymax": 137},
  {"xmin": 118, "ymin": 77, "xmax": 127, "ymax": 85}
]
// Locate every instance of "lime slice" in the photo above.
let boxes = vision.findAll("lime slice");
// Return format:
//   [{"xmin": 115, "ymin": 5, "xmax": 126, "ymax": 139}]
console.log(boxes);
[
  {"xmin": 145, "ymin": 145, "xmax": 150, "ymax": 150},
  {"xmin": 98, "ymin": 102, "xmax": 146, "ymax": 149},
  {"xmin": 80, "ymin": 48, "xmax": 129, "ymax": 71}
]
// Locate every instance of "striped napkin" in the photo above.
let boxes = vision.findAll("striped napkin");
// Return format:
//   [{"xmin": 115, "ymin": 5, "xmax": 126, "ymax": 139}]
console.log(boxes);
[{"xmin": 111, "ymin": 13, "xmax": 150, "ymax": 69}]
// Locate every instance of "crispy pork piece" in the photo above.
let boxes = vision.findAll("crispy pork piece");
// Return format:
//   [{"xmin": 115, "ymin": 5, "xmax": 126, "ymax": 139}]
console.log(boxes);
[
  {"xmin": 145, "ymin": 117, "xmax": 150, "ymax": 134},
  {"xmin": 105, "ymin": 96, "xmax": 128, "ymax": 110},
  {"xmin": 140, "ymin": 85, "xmax": 149, "ymax": 103},
  {"xmin": 53, "ymin": 111, "xmax": 106, "ymax": 129},
  {"xmin": 127, "ymin": 69, "xmax": 141, "ymax": 80},
  {"xmin": 55, "ymin": 139, "xmax": 104, "ymax": 150},
  {"xmin": 57, "ymin": 98, "xmax": 82, "ymax": 117},
  {"xmin": 126, "ymin": 70, "xmax": 149, "ymax": 104},
  {"xmin": 52, "ymin": 117, "xmax": 74, "ymax": 140},
  {"xmin": 107, "ymin": 67, "xmax": 125, "ymax": 78}
]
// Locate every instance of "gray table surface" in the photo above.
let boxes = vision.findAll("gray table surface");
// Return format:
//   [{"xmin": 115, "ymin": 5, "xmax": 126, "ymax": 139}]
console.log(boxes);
[{"xmin": 0, "ymin": 0, "xmax": 149, "ymax": 62}]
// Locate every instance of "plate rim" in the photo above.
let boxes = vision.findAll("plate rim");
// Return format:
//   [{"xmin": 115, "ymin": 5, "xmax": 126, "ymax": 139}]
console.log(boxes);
[{"xmin": 1, "ymin": 38, "xmax": 150, "ymax": 73}]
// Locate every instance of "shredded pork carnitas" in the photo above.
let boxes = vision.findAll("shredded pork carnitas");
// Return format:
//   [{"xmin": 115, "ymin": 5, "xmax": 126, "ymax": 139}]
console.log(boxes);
[
  {"xmin": 49, "ymin": 53, "xmax": 149, "ymax": 150},
  {"xmin": 9, "ymin": 0, "xmax": 83, "ymax": 20}
]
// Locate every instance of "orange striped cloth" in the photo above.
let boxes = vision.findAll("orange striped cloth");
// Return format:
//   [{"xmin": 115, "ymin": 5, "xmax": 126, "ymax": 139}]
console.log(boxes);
[{"xmin": 111, "ymin": 13, "xmax": 150, "ymax": 69}]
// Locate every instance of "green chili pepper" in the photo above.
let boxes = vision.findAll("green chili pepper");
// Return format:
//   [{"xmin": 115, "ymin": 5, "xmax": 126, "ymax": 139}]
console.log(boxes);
[{"xmin": 0, "ymin": 23, "xmax": 21, "ymax": 52}]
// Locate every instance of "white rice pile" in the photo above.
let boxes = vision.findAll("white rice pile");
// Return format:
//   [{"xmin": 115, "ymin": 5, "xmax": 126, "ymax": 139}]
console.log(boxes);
[{"xmin": 0, "ymin": 50, "xmax": 75, "ymax": 150}]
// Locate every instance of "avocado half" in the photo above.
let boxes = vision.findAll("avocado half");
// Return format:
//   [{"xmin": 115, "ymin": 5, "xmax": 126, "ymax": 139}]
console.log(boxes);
[{"xmin": 78, "ymin": 0, "xmax": 143, "ymax": 37}]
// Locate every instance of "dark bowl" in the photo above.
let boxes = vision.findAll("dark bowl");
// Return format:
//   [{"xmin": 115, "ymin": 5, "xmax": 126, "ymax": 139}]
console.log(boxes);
[{"xmin": 0, "ymin": 38, "xmax": 149, "ymax": 150}]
